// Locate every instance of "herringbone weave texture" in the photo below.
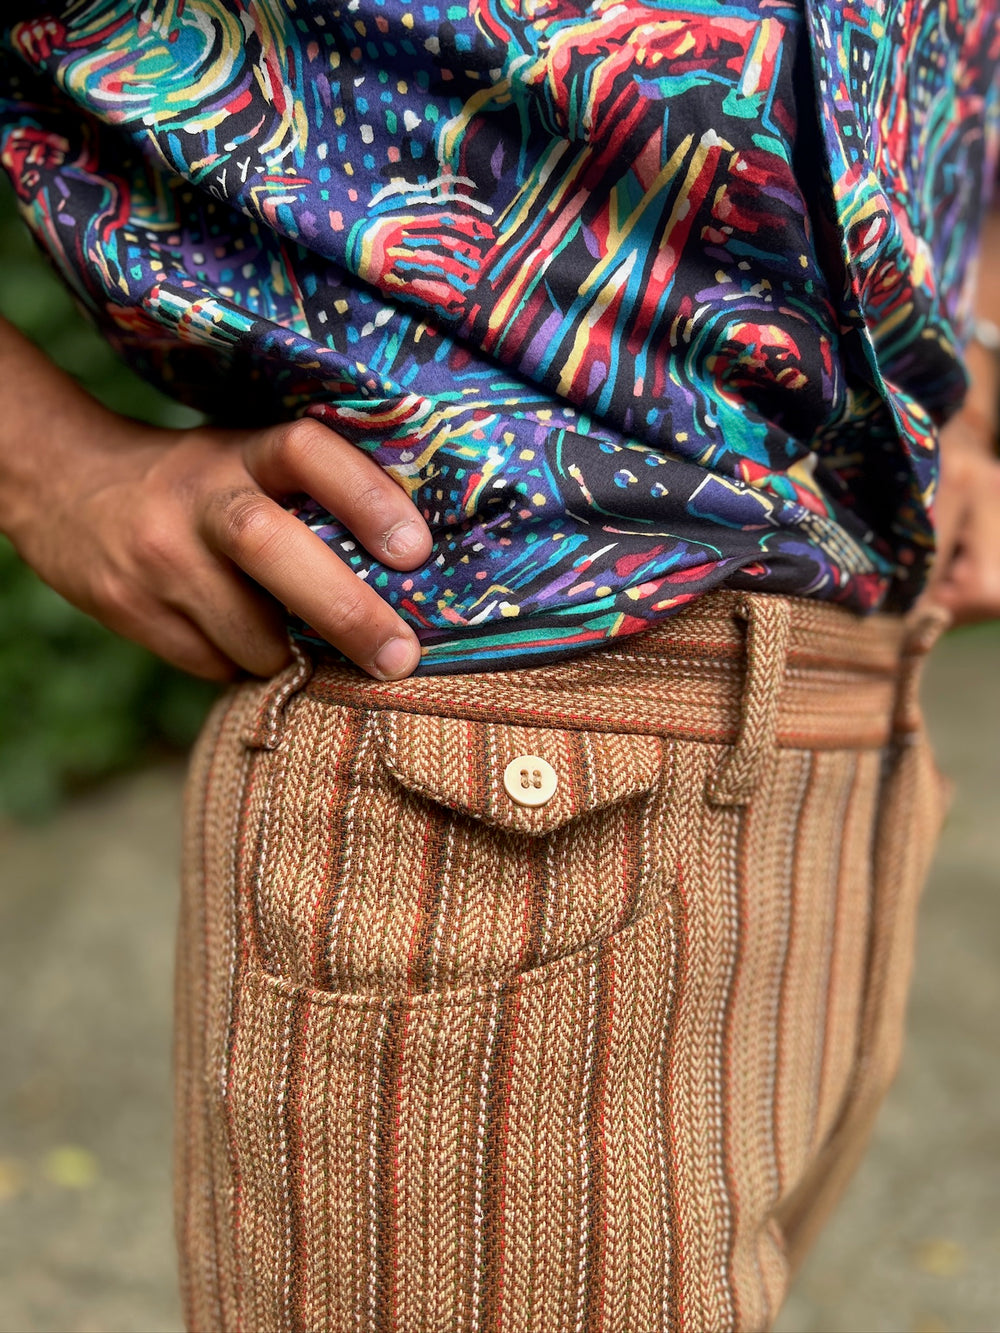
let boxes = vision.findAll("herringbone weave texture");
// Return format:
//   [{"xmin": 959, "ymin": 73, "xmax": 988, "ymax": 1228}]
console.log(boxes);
[{"xmin": 175, "ymin": 592, "xmax": 948, "ymax": 1333}]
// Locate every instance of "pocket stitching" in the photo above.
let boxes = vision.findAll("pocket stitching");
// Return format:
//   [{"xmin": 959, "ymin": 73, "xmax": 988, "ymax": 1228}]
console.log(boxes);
[{"xmin": 246, "ymin": 892, "xmax": 672, "ymax": 1011}]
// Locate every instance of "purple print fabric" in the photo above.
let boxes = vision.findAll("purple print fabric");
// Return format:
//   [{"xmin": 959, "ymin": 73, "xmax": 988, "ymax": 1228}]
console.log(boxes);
[{"xmin": 1, "ymin": 0, "xmax": 998, "ymax": 670}]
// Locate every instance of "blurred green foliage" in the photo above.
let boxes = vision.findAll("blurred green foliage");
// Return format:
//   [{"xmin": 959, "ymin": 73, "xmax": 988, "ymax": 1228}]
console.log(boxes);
[{"xmin": 0, "ymin": 179, "xmax": 217, "ymax": 819}]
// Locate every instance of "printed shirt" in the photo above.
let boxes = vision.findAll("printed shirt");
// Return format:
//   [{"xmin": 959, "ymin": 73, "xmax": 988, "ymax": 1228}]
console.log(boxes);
[{"xmin": 1, "ymin": 0, "xmax": 998, "ymax": 672}]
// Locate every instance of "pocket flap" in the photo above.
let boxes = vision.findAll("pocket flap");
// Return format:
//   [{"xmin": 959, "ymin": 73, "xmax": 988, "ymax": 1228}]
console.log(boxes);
[{"xmin": 373, "ymin": 711, "xmax": 663, "ymax": 836}]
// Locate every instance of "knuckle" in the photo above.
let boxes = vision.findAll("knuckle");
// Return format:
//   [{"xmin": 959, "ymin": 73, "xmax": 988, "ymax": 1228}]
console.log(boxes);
[
  {"xmin": 270, "ymin": 417, "xmax": 327, "ymax": 469},
  {"xmin": 214, "ymin": 489, "xmax": 278, "ymax": 554},
  {"xmin": 325, "ymin": 586, "xmax": 374, "ymax": 639},
  {"xmin": 133, "ymin": 515, "xmax": 183, "ymax": 575},
  {"xmin": 939, "ymin": 450, "xmax": 973, "ymax": 486},
  {"xmin": 347, "ymin": 477, "xmax": 393, "ymax": 517},
  {"xmin": 91, "ymin": 568, "xmax": 144, "ymax": 630},
  {"xmin": 92, "ymin": 567, "xmax": 131, "ymax": 617}
]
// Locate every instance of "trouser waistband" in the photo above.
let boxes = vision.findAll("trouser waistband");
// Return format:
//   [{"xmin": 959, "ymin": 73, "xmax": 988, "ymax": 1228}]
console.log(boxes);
[
  {"xmin": 237, "ymin": 591, "xmax": 951, "ymax": 797},
  {"xmin": 244, "ymin": 592, "xmax": 946, "ymax": 751}
]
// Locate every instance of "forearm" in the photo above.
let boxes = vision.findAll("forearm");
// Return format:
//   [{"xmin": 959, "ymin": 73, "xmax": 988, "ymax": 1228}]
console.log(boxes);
[
  {"xmin": 0, "ymin": 312, "xmax": 127, "ymax": 547},
  {"xmin": 0, "ymin": 311, "xmax": 429, "ymax": 680}
]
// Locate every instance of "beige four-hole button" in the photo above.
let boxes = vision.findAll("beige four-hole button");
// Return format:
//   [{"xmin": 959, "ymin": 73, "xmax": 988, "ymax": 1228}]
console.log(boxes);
[{"xmin": 503, "ymin": 754, "xmax": 558, "ymax": 807}]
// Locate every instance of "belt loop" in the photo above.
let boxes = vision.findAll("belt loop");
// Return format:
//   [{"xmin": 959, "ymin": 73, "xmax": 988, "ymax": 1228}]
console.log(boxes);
[
  {"xmin": 240, "ymin": 638, "xmax": 315, "ymax": 750},
  {"xmin": 892, "ymin": 604, "xmax": 952, "ymax": 740},
  {"xmin": 706, "ymin": 593, "xmax": 792, "ymax": 807}
]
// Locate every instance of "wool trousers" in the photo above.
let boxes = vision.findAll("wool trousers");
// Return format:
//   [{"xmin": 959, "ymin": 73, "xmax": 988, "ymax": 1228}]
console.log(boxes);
[{"xmin": 174, "ymin": 590, "xmax": 950, "ymax": 1333}]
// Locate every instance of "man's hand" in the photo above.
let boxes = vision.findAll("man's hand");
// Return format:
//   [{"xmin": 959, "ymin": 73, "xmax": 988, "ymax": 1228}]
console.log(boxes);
[
  {"xmin": 918, "ymin": 414, "xmax": 1000, "ymax": 626},
  {"xmin": 920, "ymin": 200, "xmax": 1000, "ymax": 627},
  {"xmin": 0, "ymin": 316, "xmax": 432, "ymax": 681},
  {"xmin": 6, "ymin": 413, "xmax": 432, "ymax": 683}
]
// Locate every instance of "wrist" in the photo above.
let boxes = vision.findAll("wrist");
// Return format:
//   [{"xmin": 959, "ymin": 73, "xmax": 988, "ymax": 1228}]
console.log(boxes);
[
  {"xmin": 0, "ymin": 316, "xmax": 121, "ymax": 544},
  {"xmin": 0, "ymin": 400, "xmax": 110, "ymax": 546},
  {"xmin": 0, "ymin": 399, "xmax": 171, "ymax": 561}
]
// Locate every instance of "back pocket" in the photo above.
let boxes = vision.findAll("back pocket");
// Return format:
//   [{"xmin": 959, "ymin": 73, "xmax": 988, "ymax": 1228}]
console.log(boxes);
[{"xmin": 244, "ymin": 702, "xmax": 666, "ymax": 996}]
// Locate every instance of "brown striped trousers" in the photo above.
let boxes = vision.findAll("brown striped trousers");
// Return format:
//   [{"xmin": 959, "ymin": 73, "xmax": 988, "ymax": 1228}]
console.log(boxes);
[{"xmin": 175, "ymin": 591, "xmax": 950, "ymax": 1333}]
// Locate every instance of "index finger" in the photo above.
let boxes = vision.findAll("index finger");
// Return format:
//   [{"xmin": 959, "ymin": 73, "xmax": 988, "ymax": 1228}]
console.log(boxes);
[
  {"xmin": 203, "ymin": 487, "xmax": 421, "ymax": 680},
  {"xmin": 242, "ymin": 418, "xmax": 432, "ymax": 570}
]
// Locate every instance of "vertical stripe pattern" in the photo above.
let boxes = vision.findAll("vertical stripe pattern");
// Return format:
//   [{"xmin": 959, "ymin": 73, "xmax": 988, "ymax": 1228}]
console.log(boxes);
[{"xmin": 175, "ymin": 594, "xmax": 947, "ymax": 1332}]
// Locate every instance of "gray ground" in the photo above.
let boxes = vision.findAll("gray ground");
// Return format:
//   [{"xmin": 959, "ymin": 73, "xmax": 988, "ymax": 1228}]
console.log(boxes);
[{"xmin": 0, "ymin": 631, "xmax": 997, "ymax": 1333}]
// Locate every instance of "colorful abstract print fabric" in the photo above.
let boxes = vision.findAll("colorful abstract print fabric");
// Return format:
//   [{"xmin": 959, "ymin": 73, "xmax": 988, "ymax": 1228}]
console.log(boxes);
[{"xmin": 1, "ymin": 1, "xmax": 998, "ymax": 671}]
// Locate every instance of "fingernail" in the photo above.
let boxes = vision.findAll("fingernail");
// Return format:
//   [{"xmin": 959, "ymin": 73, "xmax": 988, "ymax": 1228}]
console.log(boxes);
[
  {"xmin": 372, "ymin": 636, "xmax": 419, "ymax": 680},
  {"xmin": 384, "ymin": 520, "xmax": 423, "ymax": 559}
]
